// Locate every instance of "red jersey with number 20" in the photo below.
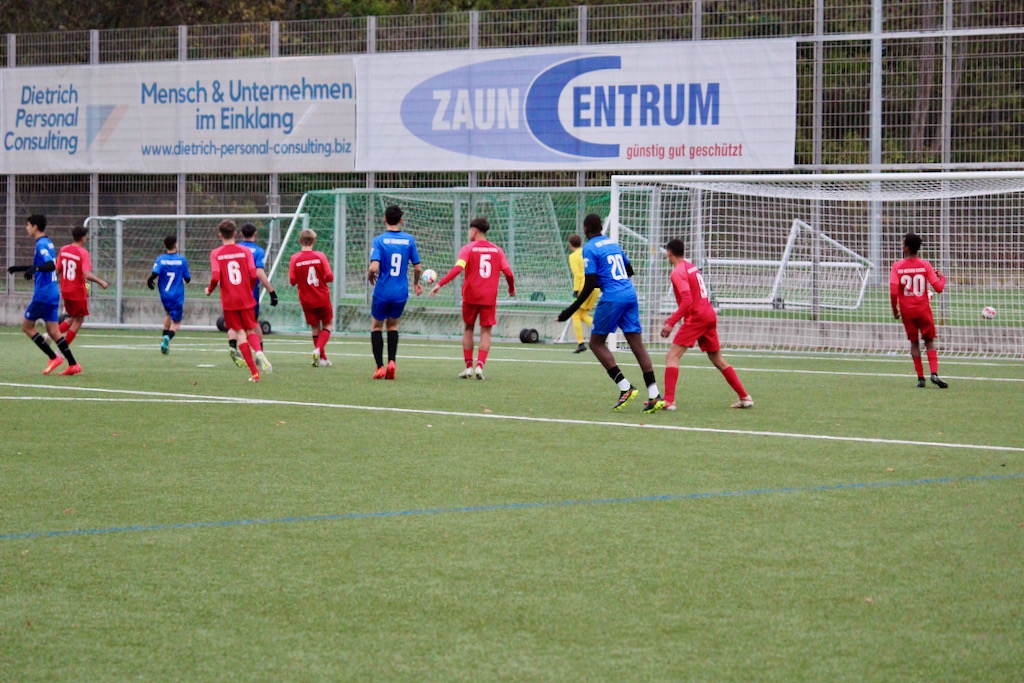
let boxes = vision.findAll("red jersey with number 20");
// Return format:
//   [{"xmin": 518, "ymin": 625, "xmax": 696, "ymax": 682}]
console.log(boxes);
[
  {"xmin": 453, "ymin": 239, "xmax": 513, "ymax": 305},
  {"xmin": 288, "ymin": 250, "xmax": 333, "ymax": 309},
  {"xmin": 890, "ymin": 256, "xmax": 944, "ymax": 318},
  {"xmin": 666, "ymin": 259, "xmax": 716, "ymax": 327},
  {"xmin": 209, "ymin": 244, "xmax": 257, "ymax": 311},
  {"xmin": 57, "ymin": 244, "xmax": 92, "ymax": 301}
]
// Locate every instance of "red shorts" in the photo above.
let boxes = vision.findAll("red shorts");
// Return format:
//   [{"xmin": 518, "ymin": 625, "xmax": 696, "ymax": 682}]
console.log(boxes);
[
  {"xmin": 462, "ymin": 302, "xmax": 497, "ymax": 327},
  {"xmin": 673, "ymin": 317, "xmax": 720, "ymax": 353},
  {"xmin": 901, "ymin": 313, "xmax": 936, "ymax": 342},
  {"xmin": 222, "ymin": 308, "xmax": 257, "ymax": 332},
  {"xmin": 303, "ymin": 305, "xmax": 333, "ymax": 328},
  {"xmin": 63, "ymin": 298, "xmax": 89, "ymax": 318}
]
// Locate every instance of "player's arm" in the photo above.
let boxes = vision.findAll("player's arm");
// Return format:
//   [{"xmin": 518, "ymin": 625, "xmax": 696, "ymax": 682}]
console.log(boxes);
[
  {"xmin": 322, "ymin": 253, "xmax": 334, "ymax": 283},
  {"xmin": 85, "ymin": 270, "xmax": 109, "ymax": 289},
  {"xmin": 500, "ymin": 253, "xmax": 515, "ymax": 298},
  {"xmin": 429, "ymin": 253, "xmax": 467, "ymax": 296},
  {"xmin": 366, "ymin": 259, "xmax": 380, "ymax": 285},
  {"xmin": 205, "ymin": 253, "xmax": 220, "ymax": 295},
  {"xmin": 662, "ymin": 271, "xmax": 692, "ymax": 337},
  {"xmin": 926, "ymin": 262, "xmax": 946, "ymax": 294},
  {"xmin": 411, "ymin": 261, "xmax": 423, "ymax": 296},
  {"xmin": 147, "ymin": 264, "xmax": 160, "ymax": 290},
  {"xmin": 557, "ymin": 273, "xmax": 598, "ymax": 322},
  {"xmin": 888, "ymin": 266, "xmax": 901, "ymax": 318},
  {"xmin": 183, "ymin": 260, "xmax": 191, "ymax": 284},
  {"xmin": 256, "ymin": 268, "xmax": 278, "ymax": 305}
]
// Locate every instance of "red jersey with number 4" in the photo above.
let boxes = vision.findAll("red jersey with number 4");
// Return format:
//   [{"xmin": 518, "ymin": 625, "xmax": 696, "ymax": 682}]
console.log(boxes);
[
  {"xmin": 455, "ymin": 240, "xmax": 513, "ymax": 305},
  {"xmin": 890, "ymin": 256, "xmax": 944, "ymax": 318},
  {"xmin": 209, "ymin": 244, "xmax": 257, "ymax": 311},
  {"xmin": 57, "ymin": 244, "xmax": 92, "ymax": 301},
  {"xmin": 288, "ymin": 250, "xmax": 333, "ymax": 309},
  {"xmin": 666, "ymin": 259, "xmax": 716, "ymax": 327}
]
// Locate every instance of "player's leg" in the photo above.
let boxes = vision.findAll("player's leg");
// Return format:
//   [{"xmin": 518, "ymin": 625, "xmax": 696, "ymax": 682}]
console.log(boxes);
[
  {"xmin": 662, "ymin": 343, "xmax": 687, "ymax": 410},
  {"xmin": 370, "ymin": 315, "xmax": 386, "ymax": 378},
  {"xmin": 23, "ymin": 307, "xmax": 61, "ymax": 371},
  {"xmin": 234, "ymin": 324, "xmax": 260, "ymax": 380},
  {"xmin": 315, "ymin": 316, "xmax": 333, "ymax": 367},
  {"xmin": 923, "ymin": 337, "xmax": 947, "ymax": 388},
  {"xmin": 459, "ymin": 320, "xmax": 476, "ymax": 378},
  {"xmin": 384, "ymin": 304, "xmax": 405, "ymax": 380},
  {"xmin": 590, "ymin": 302, "xmax": 638, "ymax": 410},
  {"xmin": 250, "ymin": 304, "xmax": 271, "ymax": 371},
  {"xmin": 624, "ymin": 332, "xmax": 663, "ymax": 412},
  {"xmin": 571, "ymin": 309, "xmax": 587, "ymax": 352},
  {"xmin": 226, "ymin": 327, "xmax": 246, "ymax": 367},
  {"xmin": 475, "ymin": 326, "xmax": 492, "ymax": 379},
  {"xmin": 44, "ymin": 318, "xmax": 80, "ymax": 375},
  {"xmin": 707, "ymin": 350, "xmax": 752, "ymax": 408},
  {"xmin": 909, "ymin": 339, "xmax": 925, "ymax": 387},
  {"xmin": 64, "ymin": 316, "xmax": 84, "ymax": 344}
]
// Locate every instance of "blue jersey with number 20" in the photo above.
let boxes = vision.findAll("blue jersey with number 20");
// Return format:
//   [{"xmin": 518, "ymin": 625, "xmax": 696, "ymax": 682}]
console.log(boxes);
[{"xmin": 582, "ymin": 237, "xmax": 636, "ymax": 304}]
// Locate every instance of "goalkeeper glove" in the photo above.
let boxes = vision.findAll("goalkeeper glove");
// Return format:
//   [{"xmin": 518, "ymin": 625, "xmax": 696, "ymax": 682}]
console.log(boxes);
[
  {"xmin": 269, "ymin": 290, "xmax": 279, "ymax": 306},
  {"xmin": 7, "ymin": 264, "xmax": 29, "ymax": 274},
  {"xmin": 22, "ymin": 266, "xmax": 36, "ymax": 280},
  {"xmin": 147, "ymin": 273, "xmax": 158, "ymax": 290}
]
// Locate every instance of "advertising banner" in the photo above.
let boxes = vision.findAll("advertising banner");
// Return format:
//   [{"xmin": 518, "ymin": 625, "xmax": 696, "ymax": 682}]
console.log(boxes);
[
  {"xmin": 1, "ymin": 56, "xmax": 356, "ymax": 174},
  {"xmin": 356, "ymin": 40, "xmax": 796, "ymax": 171}
]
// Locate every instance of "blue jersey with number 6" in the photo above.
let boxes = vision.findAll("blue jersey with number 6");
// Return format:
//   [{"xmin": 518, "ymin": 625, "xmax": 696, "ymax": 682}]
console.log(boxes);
[
  {"xmin": 370, "ymin": 231, "xmax": 420, "ymax": 302},
  {"xmin": 582, "ymin": 237, "xmax": 636, "ymax": 304},
  {"xmin": 153, "ymin": 253, "xmax": 191, "ymax": 306}
]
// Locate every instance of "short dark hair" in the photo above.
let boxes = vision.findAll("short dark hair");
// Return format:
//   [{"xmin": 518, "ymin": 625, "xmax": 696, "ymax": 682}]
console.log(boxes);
[
  {"xmin": 27, "ymin": 214, "xmax": 46, "ymax": 231},
  {"xmin": 583, "ymin": 214, "xmax": 603, "ymax": 238},
  {"xmin": 218, "ymin": 219, "xmax": 237, "ymax": 239},
  {"xmin": 385, "ymin": 205, "xmax": 403, "ymax": 226},
  {"xmin": 665, "ymin": 239, "xmax": 686, "ymax": 257},
  {"xmin": 164, "ymin": 235, "xmax": 177, "ymax": 250},
  {"xmin": 240, "ymin": 222, "xmax": 257, "ymax": 239},
  {"xmin": 903, "ymin": 232, "xmax": 922, "ymax": 255},
  {"xmin": 470, "ymin": 217, "xmax": 490, "ymax": 233},
  {"xmin": 71, "ymin": 226, "xmax": 88, "ymax": 241},
  {"xmin": 568, "ymin": 234, "xmax": 582, "ymax": 248}
]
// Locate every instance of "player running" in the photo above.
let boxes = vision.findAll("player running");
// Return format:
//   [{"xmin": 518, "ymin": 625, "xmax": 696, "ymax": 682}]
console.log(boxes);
[
  {"xmin": 7, "ymin": 214, "xmax": 81, "ymax": 375},
  {"xmin": 56, "ymin": 226, "xmax": 109, "ymax": 345},
  {"xmin": 147, "ymin": 235, "xmax": 191, "ymax": 354},
  {"xmin": 890, "ymin": 231, "xmax": 948, "ymax": 388},
  {"xmin": 659, "ymin": 239, "xmax": 752, "ymax": 410},
  {"xmin": 429, "ymin": 216, "xmax": 515, "ymax": 380},
  {"xmin": 366, "ymin": 205, "xmax": 422, "ymax": 379},
  {"xmin": 289, "ymin": 229, "xmax": 335, "ymax": 368},
  {"xmin": 205, "ymin": 219, "xmax": 264, "ymax": 382},
  {"xmin": 557, "ymin": 214, "xmax": 662, "ymax": 412},
  {"xmin": 233, "ymin": 222, "xmax": 278, "ymax": 372},
  {"xmin": 567, "ymin": 233, "xmax": 599, "ymax": 353}
]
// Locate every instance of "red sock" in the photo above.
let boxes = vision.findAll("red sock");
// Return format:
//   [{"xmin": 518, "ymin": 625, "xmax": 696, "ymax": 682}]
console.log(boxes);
[
  {"xmin": 59, "ymin": 320, "xmax": 71, "ymax": 334},
  {"xmin": 477, "ymin": 349, "xmax": 489, "ymax": 367},
  {"xmin": 721, "ymin": 366, "xmax": 747, "ymax": 398},
  {"xmin": 664, "ymin": 366, "xmax": 679, "ymax": 404},
  {"xmin": 65, "ymin": 329, "xmax": 77, "ymax": 344},
  {"xmin": 239, "ymin": 342, "xmax": 259, "ymax": 375},
  {"xmin": 248, "ymin": 335, "xmax": 263, "ymax": 353},
  {"xmin": 464, "ymin": 349, "xmax": 473, "ymax": 368},
  {"xmin": 318, "ymin": 330, "xmax": 331, "ymax": 359},
  {"xmin": 912, "ymin": 355, "xmax": 924, "ymax": 378},
  {"xmin": 926, "ymin": 349, "xmax": 938, "ymax": 374}
]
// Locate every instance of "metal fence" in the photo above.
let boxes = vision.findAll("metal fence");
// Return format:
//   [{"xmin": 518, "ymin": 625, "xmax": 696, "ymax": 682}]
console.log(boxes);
[{"xmin": 5, "ymin": 1, "xmax": 1024, "ymax": 296}]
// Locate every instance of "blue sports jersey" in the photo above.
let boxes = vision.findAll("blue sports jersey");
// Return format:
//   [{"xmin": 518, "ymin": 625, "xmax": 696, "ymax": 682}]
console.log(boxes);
[
  {"xmin": 582, "ymin": 237, "xmax": 637, "ymax": 304},
  {"xmin": 370, "ymin": 231, "xmax": 421, "ymax": 302},
  {"xmin": 238, "ymin": 240, "xmax": 266, "ymax": 301},
  {"xmin": 152, "ymin": 253, "xmax": 191, "ymax": 305},
  {"xmin": 32, "ymin": 236, "xmax": 60, "ymax": 305}
]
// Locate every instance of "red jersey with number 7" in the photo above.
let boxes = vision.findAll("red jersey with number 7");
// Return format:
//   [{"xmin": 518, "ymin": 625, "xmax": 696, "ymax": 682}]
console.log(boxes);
[
  {"xmin": 890, "ymin": 256, "xmax": 944, "ymax": 318},
  {"xmin": 454, "ymin": 239, "xmax": 513, "ymax": 305},
  {"xmin": 209, "ymin": 244, "xmax": 257, "ymax": 311},
  {"xmin": 288, "ymin": 250, "xmax": 333, "ymax": 309},
  {"xmin": 57, "ymin": 244, "xmax": 92, "ymax": 301}
]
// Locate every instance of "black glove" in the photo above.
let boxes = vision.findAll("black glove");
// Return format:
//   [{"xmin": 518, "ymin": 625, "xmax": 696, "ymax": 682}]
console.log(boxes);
[
  {"xmin": 22, "ymin": 265, "xmax": 36, "ymax": 280},
  {"xmin": 269, "ymin": 290, "xmax": 279, "ymax": 306},
  {"xmin": 7, "ymin": 264, "xmax": 29, "ymax": 274},
  {"xmin": 556, "ymin": 309, "xmax": 571, "ymax": 323},
  {"xmin": 147, "ymin": 273, "xmax": 158, "ymax": 290}
]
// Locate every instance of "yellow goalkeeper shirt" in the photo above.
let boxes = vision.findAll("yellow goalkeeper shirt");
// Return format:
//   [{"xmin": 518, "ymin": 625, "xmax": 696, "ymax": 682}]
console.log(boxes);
[{"xmin": 568, "ymin": 249, "xmax": 600, "ymax": 309}]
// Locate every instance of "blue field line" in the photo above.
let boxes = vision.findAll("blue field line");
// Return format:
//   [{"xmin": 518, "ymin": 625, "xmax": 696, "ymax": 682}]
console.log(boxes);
[{"xmin": 2, "ymin": 472, "xmax": 1022, "ymax": 542}]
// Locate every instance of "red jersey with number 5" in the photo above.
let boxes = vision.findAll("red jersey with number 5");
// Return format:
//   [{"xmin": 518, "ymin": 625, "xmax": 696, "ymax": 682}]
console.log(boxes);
[
  {"xmin": 57, "ymin": 244, "xmax": 92, "ymax": 301},
  {"xmin": 209, "ymin": 244, "xmax": 257, "ymax": 311},
  {"xmin": 890, "ymin": 256, "xmax": 944, "ymax": 318},
  {"xmin": 666, "ymin": 259, "xmax": 716, "ymax": 327},
  {"xmin": 455, "ymin": 240, "xmax": 512, "ymax": 305},
  {"xmin": 288, "ymin": 250, "xmax": 333, "ymax": 309}
]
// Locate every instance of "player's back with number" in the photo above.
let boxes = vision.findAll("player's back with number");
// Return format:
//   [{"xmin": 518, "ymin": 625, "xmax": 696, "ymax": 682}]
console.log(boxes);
[
  {"xmin": 583, "ymin": 237, "xmax": 635, "ymax": 303},
  {"xmin": 57, "ymin": 244, "xmax": 91, "ymax": 301},
  {"xmin": 289, "ymin": 249, "xmax": 333, "ymax": 309},
  {"xmin": 371, "ymin": 231, "xmax": 420, "ymax": 302},
  {"xmin": 210, "ymin": 244, "xmax": 256, "ymax": 311},
  {"xmin": 890, "ymin": 256, "xmax": 943, "ymax": 318},
  {"xmin": 154, "ymin": 253, "xmax": 191, "ymax": 304},
  {"xmin": 459, "ymin": 239, "xmax": 511, "ymax": 304}
]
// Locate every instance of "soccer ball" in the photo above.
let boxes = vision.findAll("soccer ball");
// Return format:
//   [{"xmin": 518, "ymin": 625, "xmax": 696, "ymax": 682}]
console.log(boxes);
[
  {"xmin": 420, "ymin": 269, "xmax": 437, "ymax": 286},
  {"xmin": 982, "ymin": 306, "xmax": 997, "ymax": 320}
]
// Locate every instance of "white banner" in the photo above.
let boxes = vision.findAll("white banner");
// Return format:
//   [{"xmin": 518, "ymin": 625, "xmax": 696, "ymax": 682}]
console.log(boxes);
[
  {"xmin": 356, "ymin": 40, "xmax": 796, "ymax": 172},
  {"xmin": 1, "ymin": 56, "xmax": 356, "ymax": 174}
]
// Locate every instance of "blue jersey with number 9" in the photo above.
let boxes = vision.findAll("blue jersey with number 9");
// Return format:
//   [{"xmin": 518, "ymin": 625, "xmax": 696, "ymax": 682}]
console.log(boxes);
[
  {"xmin": 370, "ymin": 231, "xmax": 421, "ymax": 303},
  {"xmin": 582, "ymin": 237, "xmax": 636, "ymax": 304}
]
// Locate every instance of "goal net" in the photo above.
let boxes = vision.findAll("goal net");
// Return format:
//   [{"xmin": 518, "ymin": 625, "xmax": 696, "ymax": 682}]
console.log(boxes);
[{"xmin": 611, "ymin": 172, "xmax": 1024, "ymax": 357}]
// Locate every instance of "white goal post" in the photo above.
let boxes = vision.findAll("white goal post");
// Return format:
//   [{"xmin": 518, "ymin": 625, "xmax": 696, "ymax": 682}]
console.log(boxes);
[{"xmin": 610, "ymin": 172, "xmax": 1024, "ymax": 357}]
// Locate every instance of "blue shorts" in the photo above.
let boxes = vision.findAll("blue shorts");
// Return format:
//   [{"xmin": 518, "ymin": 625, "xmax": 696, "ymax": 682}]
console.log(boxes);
[
  {"xmin": 25, "ymin": 299, "xmax": 60, "ymax": 323},
  {"xmin": 591, "ymin": 299, "xmax": 642, "ymax": 336},
  {"xmin": 162, "ymin": 300, "xmax": 184, "ymax": 323},
  {"xmin": 371, "ymin": 297, "xmax": 407, "ymax": 322}
]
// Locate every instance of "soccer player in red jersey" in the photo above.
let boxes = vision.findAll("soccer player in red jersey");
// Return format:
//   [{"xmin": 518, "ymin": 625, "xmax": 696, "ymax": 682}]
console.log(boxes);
[
  {"xmin": 288, "ymin": 228, "xmax": 335, "ymax": 368},
  {"xmin": 205, "ymin": 219, "xmax": 264, "ymax": 381},
  {"xmin": 890, "ymin": 232, "xmax": 948, "ymax": 388},
  {"xmin": 659, "ymin": 239, "xmax": 753, "ymax": 411},
  {"xmin": 429, "ymin": 217, "xmax": 515, "ymax": 380},
  {"xmin": 56, "ymin": 226, "xmax": 109, "ymax": 346}
]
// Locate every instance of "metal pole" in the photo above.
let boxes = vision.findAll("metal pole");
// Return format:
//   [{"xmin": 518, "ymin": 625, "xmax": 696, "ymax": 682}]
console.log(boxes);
[
  {"xmin": 115, "ymin": 220, "xmax": 124, "ymax": 324},
  {"xmin": 6, "ymin": 33, "xmax": 15, "ymax": 295},
  {"xmin": 177, "ymin": 26, "xmax": 188, "ymax": 254},
  {"xmin": 868, "ymin": 0, "xmax": 884, "ymax": 282},
  {"xmin": 334, "ymin": 194, "xmax": 347, "ymax": 301}
]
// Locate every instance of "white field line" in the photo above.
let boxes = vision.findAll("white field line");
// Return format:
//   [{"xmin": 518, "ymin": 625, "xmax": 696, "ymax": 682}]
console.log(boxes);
[{"xmin": 2, "ymin": 382, "xmax": 1022, "ymax": 454}]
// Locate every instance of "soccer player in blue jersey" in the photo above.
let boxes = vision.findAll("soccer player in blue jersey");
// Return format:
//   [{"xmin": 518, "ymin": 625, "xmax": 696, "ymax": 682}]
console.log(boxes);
[
  {"xmin": 557, "ymin": 214, "xmax": 663, "ymax": 413},
  {"xmin": 147, "ymin": 235, "xmax": 192, "ymax": 354},
  {"xmin": 366, "ymin": 205, "xmax": 423, "ymax": 379},
  {"xmin": 7, "ymin": 214, "xmax": 80, "ymax": 375},
  {"xmin": 234, "ymin": 222, "xmax": 278, "ymax": 372}
]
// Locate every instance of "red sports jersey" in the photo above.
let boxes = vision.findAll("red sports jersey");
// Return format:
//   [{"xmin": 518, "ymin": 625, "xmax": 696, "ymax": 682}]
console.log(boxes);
[
  {"xmin": 57, "ymin": 244, "xmax": 92, "ymax": 301},
  {"xmin": 209, "ymin": 243, "xmax": 257, "ymax": 311},
  {"xmin": 890, "ymin": 256, "xmax": 944, "ymax": 318},
  {"xmin": 289, "ymin": 250, "xmax": 334, "ymax": 309},
  {"xmin": 440, "ymin": 239, "xmax": 513, "ymax": 305},
  {"xmin": 666, "ymin": 259, "xmax": 716, "ymax": 327}
]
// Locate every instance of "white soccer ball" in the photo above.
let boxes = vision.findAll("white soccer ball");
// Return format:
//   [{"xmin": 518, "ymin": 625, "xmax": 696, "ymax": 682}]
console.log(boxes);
[
  {"xmin": 420, "ymin": 269, "xmax": 437, "ymax": 286},
  {"xmin": 981, "ymin": 306, "xmax": 997, "ymax": 320}
]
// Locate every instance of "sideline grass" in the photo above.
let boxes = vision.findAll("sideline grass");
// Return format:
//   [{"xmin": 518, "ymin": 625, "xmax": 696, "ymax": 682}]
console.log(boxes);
[{"xmin": 1, "ymin": 328, "xmax": 1023, "ymax": 681}]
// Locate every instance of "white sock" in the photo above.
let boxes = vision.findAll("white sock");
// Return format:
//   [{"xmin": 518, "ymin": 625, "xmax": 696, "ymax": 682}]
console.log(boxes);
[
  {"xmin": 648, "ymin": 383, "xmax": 660, "ymax": 399},
  {"xmin": 617, "ymin": 378, "xmax": 631, "ymax": 391}
]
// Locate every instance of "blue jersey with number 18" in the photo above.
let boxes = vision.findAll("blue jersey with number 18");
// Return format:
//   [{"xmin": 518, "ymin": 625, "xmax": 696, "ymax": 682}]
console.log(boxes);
[
  {"xmin": 582, "ymin": 237, "xmax": 636, "ymax": 304},
  {"xmin": 370, "ymin": 231, "xmax": 421, "ymax": 303}
]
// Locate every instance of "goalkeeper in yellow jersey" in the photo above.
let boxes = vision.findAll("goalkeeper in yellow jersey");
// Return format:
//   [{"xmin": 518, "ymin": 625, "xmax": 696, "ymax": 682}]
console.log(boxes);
[{"xmin": 567, "ymin": 234, "xmax": 599, "ymax": 353}]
